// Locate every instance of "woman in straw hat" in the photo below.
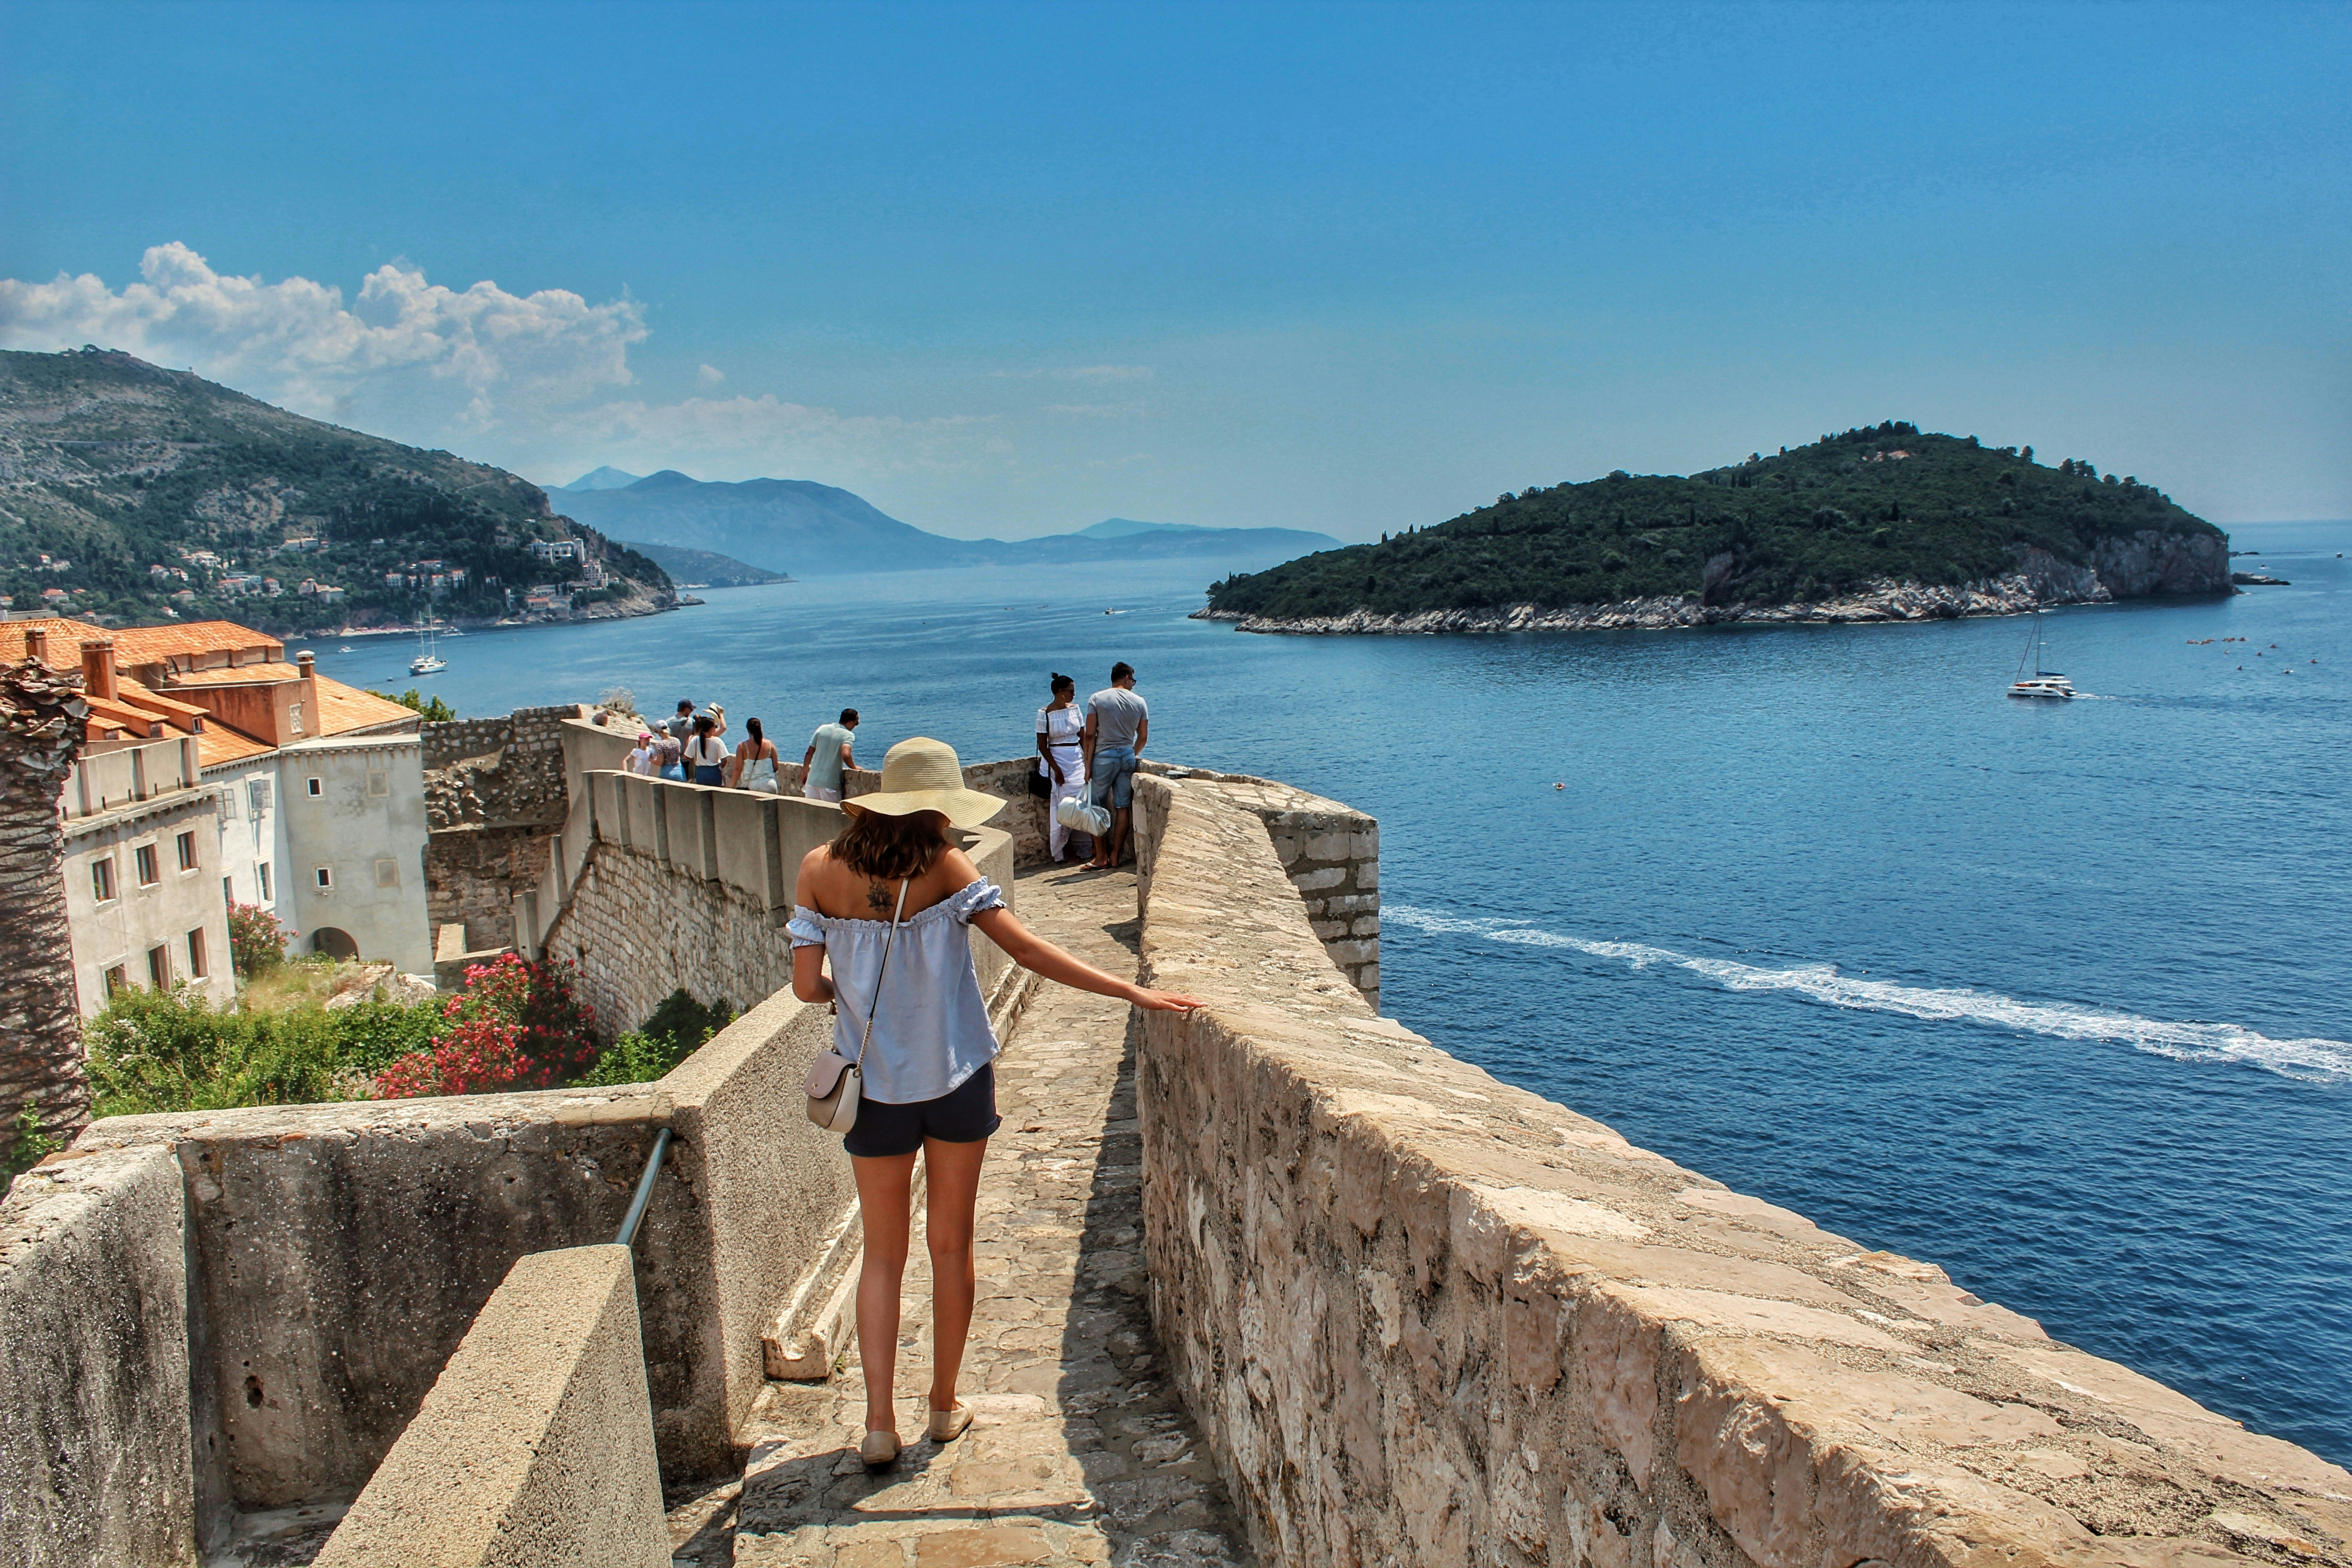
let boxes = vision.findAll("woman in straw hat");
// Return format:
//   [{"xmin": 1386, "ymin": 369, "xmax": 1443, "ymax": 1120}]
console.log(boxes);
[{"xmin": 788, "ymin": 736, "xmax": 1201, "ymax": 1468}]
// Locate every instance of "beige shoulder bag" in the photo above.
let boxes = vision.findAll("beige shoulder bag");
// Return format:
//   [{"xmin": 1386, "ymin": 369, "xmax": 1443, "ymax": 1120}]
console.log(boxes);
[{"xmin": 805, "ymin": 878, "xmax": 908, "ymax": 1132}]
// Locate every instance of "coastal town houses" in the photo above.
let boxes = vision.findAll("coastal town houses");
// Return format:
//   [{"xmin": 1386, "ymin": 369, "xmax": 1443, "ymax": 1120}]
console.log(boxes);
[{"xmin": 10, "ymin": 618, "xmax": 433, "ymax": 1012}]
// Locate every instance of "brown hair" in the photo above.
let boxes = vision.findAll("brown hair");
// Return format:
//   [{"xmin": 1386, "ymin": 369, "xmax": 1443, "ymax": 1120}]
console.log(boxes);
[{"xmin": 828, "ymin": 806, "xmax": 947, "ymax": 882}]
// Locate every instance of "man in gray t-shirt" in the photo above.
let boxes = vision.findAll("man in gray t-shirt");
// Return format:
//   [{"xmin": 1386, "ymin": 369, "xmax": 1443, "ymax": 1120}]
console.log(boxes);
[
  {"xmin": 802, "ymin": 708, "xmax": 860, "ymax": 803},
  {"xmin": 1081, "ymin": 663, "xmax": 1148, "ymax": 868}
]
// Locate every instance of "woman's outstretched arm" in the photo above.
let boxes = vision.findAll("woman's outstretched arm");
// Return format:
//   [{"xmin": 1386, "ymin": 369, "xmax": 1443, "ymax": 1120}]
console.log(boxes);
[{"xmin": 970, "ymin": 906, "xmax": 1201, "ymax": 1012}]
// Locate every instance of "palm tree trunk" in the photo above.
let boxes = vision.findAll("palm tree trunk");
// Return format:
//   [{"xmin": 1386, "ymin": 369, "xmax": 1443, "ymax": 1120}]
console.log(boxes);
[{"xmin": 0, "ymin": 659, "xmax": 89, "ymax": 1167}]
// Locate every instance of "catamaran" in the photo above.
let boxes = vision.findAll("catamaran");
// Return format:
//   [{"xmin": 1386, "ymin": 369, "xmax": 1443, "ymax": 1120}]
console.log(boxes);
[
  {"xmin": 408, "ymin": 618, "xmax": 447, "ymax": 676},
  {"xmin": 2007, "ymin": 610, "xmax": 2073, "ymax": 699}
]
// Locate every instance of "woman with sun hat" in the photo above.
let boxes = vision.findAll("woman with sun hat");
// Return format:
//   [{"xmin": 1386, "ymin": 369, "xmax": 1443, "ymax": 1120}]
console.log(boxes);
[{"xmin": 788, "ymin": 735, "xmax": 1201, "ymax": 1468}]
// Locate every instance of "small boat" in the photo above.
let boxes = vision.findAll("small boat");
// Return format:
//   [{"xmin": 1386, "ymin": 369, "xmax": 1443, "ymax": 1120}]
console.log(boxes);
[
  {"xmin": 338, "ymin": 644, "xmax": 353, "ymax": 652},
  {"xmin": 2007, "ymin": 610, "xmax": 2074, "ymax": 699}
]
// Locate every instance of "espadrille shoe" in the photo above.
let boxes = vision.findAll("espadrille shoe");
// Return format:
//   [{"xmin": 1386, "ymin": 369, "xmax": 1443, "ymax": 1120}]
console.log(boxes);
[
  {"xmin": 859, "ymin": 1429, "xmax": 900, "ymax": 1468},
  {"xmin": 926, "ymin": 1403, "xmax": 972, "ymax": 1444}
]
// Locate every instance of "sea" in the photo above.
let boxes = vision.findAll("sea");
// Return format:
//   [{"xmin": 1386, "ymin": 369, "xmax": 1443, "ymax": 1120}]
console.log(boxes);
[{"xmin": 313, "ymin": 520, "xmax": 2352, "ymax": 1464}]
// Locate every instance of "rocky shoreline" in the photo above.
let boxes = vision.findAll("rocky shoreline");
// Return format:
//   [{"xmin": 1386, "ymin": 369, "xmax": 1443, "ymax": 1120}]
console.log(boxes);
[{"xmin": 1197, "ymin": 530, "xmax": 2234, "ymax": 636}]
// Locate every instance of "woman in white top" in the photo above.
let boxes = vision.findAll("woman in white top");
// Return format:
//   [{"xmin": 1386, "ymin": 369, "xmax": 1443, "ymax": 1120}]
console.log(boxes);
[
  {"xmin": 734, "ymin": 716, "xmax": 781, "ymax": 792},
  {"xmin": 686, "ymin": 714, "xmax": 729, "ymax": 785},
  {"xmin": 1034, "ymin": 672, "xmax": 1089, "ymax": 862},
  {"xmin": 625, "ymin": 731, "xmax": 658, "ymax": 776},
  {"xmin": 789, "ymin": 738, "xmax": 1199, "ymax": 1469}
]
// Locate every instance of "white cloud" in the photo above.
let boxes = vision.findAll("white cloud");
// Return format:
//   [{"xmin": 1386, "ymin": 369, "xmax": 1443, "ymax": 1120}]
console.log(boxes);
[
  {"xmin": 0, "ymin": 243, "xmax": 1004, "ymax": 484},
  {"xmin": 0, "ymin": 243, "xmax": 643, "ymax": 431},
  {"xmin": 1044, "ymin": 402, "xmax": 1150, "ymax": 418},
  {"xmin": 1058, "ymin": 365, "xmax": 1153, "ymax": 382}
]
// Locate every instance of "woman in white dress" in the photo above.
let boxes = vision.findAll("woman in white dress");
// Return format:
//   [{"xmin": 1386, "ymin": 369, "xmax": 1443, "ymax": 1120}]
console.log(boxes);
[{"xmin": 1034, "ymin": 673, "xmax": 1089, "ymax": 863}]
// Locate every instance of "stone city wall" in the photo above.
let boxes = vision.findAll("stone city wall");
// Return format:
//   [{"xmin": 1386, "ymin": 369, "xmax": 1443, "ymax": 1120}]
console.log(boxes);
[
  {"xmin": 1130, "ymin": 774, "xmax": 2352, "ymax": 1568},
  {"xmin": 313, "ymin": 1245, "xmax": 670, "ymax": 1568},
  {"xmin": 0, "ymin": 1142, "xmax": 197, "ymax": 1568},
  {"xmin": 422, "ymin": 705, "xmax": 583, "ymax": 955}
]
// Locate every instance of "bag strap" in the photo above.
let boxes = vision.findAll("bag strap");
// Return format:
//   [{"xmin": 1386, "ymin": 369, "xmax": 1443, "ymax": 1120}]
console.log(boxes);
[{"xmin": 852, "ymin": 877, "xmax": 910, "ymax": 1072}]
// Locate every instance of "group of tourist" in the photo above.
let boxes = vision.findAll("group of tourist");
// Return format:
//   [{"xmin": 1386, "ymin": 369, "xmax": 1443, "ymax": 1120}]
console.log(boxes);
[
  {"xmin": 617, "ymin": 662, "xmax": 1150, "ymax": 870},
  {"xmin": 622, "ymin": 699, "xmax": 863, "ymax": 803}
]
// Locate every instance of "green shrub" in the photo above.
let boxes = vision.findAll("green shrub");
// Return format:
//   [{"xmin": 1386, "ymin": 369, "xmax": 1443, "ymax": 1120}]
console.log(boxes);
[
  {"xmin": 86, "ymin": 988, "xmax": 353, "ymax": 1117},
  {"xmin": 576, "ymin": 989, "xmax": 732, "ymax": 1087},
  {"xmin": 3, "ymin": 1102, "xmax": 63, "ymax": 1184}
]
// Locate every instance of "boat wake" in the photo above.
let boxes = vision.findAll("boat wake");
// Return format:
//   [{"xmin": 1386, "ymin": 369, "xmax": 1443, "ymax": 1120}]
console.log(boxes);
[{"xmin": 1383, "ymin": 905, "xmax": 2352, "ymax": 1084}]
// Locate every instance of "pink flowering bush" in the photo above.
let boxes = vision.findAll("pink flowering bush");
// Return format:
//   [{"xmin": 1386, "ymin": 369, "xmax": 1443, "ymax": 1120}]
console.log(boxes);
[{"xmin": 372, "ymin": 954, "xmax": 598, "ymax": 1098}]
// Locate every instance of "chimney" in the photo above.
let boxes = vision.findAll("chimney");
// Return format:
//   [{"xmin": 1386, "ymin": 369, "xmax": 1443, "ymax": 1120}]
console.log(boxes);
[
  {"xmin": 24, "ymin": 627, "xmax": 47, "ymax": 664},
  {"xmin": 79, "ymin": 638, "xmax": 118, "ymax": 701},
  {"xmin": 296, "ymin": 650, "xmax": 316, "ymax": 680}
]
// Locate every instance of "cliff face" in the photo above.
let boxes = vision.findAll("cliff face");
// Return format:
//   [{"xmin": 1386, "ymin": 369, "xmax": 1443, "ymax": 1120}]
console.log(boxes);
[{"xmin": 1198, "ymin": 529, "xmax": 2234, "ymax": 636}]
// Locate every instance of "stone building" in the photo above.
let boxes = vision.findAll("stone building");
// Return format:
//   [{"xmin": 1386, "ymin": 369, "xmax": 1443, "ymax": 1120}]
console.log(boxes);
[{"xmin": 8, "ymin": 618, "xmax": 431, "ymax": 996}]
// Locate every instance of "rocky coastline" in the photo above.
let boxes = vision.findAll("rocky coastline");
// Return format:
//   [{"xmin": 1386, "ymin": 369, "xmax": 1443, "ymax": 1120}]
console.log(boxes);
[{"xmin": 1197, "ymin": 529, "xmax": 2233, "ymax": 636}]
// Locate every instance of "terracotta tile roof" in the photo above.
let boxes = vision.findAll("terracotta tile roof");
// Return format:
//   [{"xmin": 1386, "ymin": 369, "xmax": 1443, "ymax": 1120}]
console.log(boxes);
[
  {"xmin": 314, "ymin": 677, "xmax": 420, "ymax": 737},
  {"xmin": 113, "ymin": 679, "xmax": 219, "ymax": 726},
  {"xmin": 162, "ymin": 661, "xmax": 304, "ymax": 687},
  {"xmin": 6, "ymin": 616, "xmax": 283, "ymax": 672},
  {"xmin": 198, "ymin": 726, "xmax": 276, "ymax": 768},
  {"xmin": 103, "ymin": 621, "xmax": 284, "ymax": 665},
  {"xmin": 83, "ymin": 692, "xmax": 187, "ymax": 739}
]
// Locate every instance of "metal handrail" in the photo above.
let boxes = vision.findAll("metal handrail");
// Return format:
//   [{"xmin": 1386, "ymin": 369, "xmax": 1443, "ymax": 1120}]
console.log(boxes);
[{"xmin": 614, "ymin": 1126, "xmax": 673, "ymax": 1247}]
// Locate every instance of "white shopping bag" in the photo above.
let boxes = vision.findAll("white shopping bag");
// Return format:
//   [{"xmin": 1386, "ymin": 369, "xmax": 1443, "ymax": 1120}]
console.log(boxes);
[{"xmin": 1057, "ymin": 794, "xmax": 1112, "ymax": 838}]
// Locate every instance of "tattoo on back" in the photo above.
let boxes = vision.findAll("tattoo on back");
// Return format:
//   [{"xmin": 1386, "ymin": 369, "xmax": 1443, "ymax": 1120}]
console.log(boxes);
[{"xmin": 867, "ymin": 880, "xmax": 891, "ymax": 913}]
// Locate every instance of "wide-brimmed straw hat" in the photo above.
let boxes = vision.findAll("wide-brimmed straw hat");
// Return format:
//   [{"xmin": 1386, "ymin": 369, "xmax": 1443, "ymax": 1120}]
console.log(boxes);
[{"xmin": 844, "ymin": 737, "xmax": 1005, "ymax": 829}]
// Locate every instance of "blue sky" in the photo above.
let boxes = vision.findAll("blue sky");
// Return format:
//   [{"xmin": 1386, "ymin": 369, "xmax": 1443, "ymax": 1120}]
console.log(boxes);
[{"xmin": 4, "ymin": 0, "xmax": 2346, "ymax": 539}]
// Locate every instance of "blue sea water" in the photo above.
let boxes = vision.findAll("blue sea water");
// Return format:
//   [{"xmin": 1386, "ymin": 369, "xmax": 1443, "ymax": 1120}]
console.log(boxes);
[{"xmin": 317, "ymin": 522, "xmax": 2352, "ymax": 1463}]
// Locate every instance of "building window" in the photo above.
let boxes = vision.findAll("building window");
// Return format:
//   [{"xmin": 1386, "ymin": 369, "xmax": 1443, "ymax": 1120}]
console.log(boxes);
[
  {"xmin": 224, "ymin": 875, "xmax": 234, "ymax": 906},
  {"xmin": 259, "ymin": 862, "xmax": 272, "ymax": 900},
  {"xmin": 188, "ymin": 927, "xmax": 209, "ymax": 979},
  {"xmin": 147, "ymin": 945, "xmax": 171, "ymax": 988},
  {"xmin": 135, "ymin": 843, "xmax": 160, "ymax": 886},
  {"xmin": 177, "ymin": 830, "xmax": 199, "ymax": 871},
  {"xmin": 92, "ymin": 857, "xmax": 116, "ymax": 903},
  {"xmin": 248, "ymin": 777, "xmax": 273, "ymax": 815},
  {"xmin": 105, "ymin": 964, "xmax": 129, "ymax": 997},
  {"xmin": 314, "ymin": 866, "xmax": 332, "ymax": 889},
  {"xmin": 367, "ymin": 770, "xmax": 389, "ymax": 798},
  {"xmin": 306, "ymin": 777, "xmax": 323, "ymax": 797},
  {"xmin": 373, "ymin": 857, "xmax": 399, "ymax": 888}
]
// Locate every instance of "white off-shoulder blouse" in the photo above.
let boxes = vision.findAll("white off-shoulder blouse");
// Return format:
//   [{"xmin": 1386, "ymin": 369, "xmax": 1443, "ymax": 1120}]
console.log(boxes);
[{"xmin": 785, "ymin": 877, "xmax": 1006, "ymax": 1104}]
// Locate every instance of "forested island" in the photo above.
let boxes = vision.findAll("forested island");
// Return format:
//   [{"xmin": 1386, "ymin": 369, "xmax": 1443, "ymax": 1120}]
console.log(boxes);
[
  {"xmin": 0, "ymin": 348, "xmax": 673, "ymax": 635},
  {"xmin": 1200, "ymin": 423, "xmax": 2232, "ymax": 634}
]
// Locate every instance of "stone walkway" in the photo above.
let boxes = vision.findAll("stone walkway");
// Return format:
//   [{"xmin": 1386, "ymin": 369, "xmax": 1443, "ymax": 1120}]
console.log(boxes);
[{"xmin": 696, "ymin": 863, "xmax": 1254, "ymax": 1568}]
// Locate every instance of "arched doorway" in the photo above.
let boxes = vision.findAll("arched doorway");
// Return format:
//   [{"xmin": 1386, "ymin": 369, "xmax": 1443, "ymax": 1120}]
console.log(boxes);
[{"xmin": 311, "ymin": 926, "xmax": 359, "ymax": 960}]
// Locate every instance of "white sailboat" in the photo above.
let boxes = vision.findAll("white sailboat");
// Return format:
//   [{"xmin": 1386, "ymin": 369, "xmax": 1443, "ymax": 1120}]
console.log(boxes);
[
  {"xmin": 408, "ymin": 618, "xmax": 447, "ymax": 676},
  {"xmin": 2007, "ymin": 610, "xmax": 2073, "ymax": 699}
]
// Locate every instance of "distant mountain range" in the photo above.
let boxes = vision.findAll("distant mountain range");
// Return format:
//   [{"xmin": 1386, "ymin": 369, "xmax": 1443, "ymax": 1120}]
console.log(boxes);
[{"xmin": 553, "ymin": 470, "xmax": 1342, "ymax": 577}]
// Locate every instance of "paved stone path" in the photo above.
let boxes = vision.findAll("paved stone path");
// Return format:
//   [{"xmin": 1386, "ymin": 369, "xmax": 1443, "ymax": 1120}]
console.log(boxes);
[{"xmin": 703, "ymin": 863, "xmax": 1254, "ymax": 1568}]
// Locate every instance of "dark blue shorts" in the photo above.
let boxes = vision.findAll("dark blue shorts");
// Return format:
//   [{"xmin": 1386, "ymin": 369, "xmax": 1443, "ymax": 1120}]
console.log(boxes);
[{"xmin": 843, "ymin": 1062, "xmax": 1001, "ymax": 1158}]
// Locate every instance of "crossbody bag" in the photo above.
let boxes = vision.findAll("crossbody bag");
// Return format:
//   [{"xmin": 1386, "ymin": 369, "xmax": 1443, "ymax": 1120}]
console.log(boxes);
[{"xmin": 804, "ymin": 877, "xmax": 909, "ymax": 1132}]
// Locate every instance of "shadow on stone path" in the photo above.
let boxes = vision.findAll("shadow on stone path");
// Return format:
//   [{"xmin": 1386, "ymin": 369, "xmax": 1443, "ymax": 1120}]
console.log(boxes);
[{"xmin": 715, "ymin": 864, "xmax": 1254, "ymax": 1568}]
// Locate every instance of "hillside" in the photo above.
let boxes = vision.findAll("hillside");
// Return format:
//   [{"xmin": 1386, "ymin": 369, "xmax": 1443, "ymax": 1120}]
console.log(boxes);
[
  {"xmin": 1201, "ymin": 423, "xmax": 2231, "ymax": 632},
  {"xmin": 617, "ymin": 539, "xmax": 792, "ymax": 587},
  {"xmin": 556, "ymin": 470, "xmax": 1342, "ymax": 576},
  {"xmin": 0, "ymin": 348, "xmax": 672, "ymax": 635}
]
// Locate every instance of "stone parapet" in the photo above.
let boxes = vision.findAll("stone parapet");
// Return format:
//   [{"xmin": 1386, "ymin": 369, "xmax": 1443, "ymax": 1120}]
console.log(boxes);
[
  {"xmin": 1132, "ymin": 779, "xmax": 2352, "ymax": 1568},
  {"xmin": 0, "ymin": 1143, "xmax": 197, "ymax": 1567},
  {"xmin": 1133, "ymin": 766, "xmax": 1379, "ymax": 1007},
  {"xmin": 312, "ymin": 1245, "xmax": 669, "ymax": 1568}
]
